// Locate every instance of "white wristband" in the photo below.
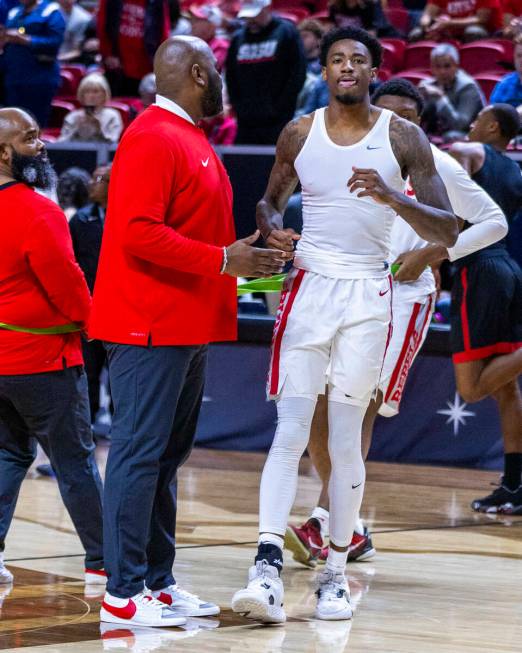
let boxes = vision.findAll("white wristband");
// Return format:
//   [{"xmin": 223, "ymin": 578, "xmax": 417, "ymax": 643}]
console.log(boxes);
[{"xmin": 220, "ymin": 247, "xmax": 228, "ymax": 274}]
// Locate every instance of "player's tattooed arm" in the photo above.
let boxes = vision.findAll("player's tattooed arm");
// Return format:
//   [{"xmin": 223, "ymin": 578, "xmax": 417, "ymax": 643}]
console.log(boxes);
[
  {"xmin": 256, "ymin": 115, "xmax": 312, "ymax": 252},
  {"xmin": 388, "ymin": 116, "xmax": 459, "ymax": 247}
]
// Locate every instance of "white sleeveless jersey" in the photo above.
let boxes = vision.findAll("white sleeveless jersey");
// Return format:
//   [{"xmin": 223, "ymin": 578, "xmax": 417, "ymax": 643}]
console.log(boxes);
[{"xmin": 294, "ymin": 107, "xmax": 405, "ymax": 279}]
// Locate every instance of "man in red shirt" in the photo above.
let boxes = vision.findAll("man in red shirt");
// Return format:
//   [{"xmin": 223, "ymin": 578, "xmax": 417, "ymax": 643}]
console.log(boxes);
[
  {"xmin": 0, "ymin": 108, "xmax": 104, "ymax": 586},
  {"xmin": 97, "ymin": 0, "xmax": 170, "ymax": 96},
  {"xmin": 416, "ymin": 0, "xmax": 502, "ymax": 40},
  {"xmin": 91, "ymin": 36, "xmax": 289, "ymax": 628}
]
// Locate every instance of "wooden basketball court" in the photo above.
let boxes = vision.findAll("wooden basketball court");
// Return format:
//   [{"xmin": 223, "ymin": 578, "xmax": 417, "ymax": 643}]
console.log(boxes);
[{"xmin": 1, "ymin": 445, "xmax": 521, "ymax": 652}]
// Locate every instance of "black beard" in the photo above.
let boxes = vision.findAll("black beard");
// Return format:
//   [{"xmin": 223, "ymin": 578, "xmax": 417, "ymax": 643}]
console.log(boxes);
[
  {"xmin": 335, "ymin": 92, "xmax": 363, "ymax": 106},
  {"xmin": 202, "ymin": 76, "xmax": 224, "ymax": 118},
  {"xmin": 11, "ymin": 150, "xmax": 57, "ymax": 190}
]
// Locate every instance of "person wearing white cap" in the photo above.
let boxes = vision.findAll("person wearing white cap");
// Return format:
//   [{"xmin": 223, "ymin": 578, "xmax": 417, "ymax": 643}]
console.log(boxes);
[{"xmin": 225, "ymin": 0, "xmax": 306, "ymax": 144}]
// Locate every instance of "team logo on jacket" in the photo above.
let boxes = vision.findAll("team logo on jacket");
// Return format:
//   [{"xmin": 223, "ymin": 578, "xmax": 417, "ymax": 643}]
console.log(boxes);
[{"xmin": 237, "ymin": 40, "xmax": 278, "ymax": 63}]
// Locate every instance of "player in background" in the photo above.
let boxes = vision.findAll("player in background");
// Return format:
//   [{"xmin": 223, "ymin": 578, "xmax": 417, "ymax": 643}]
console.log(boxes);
[{"xmin": 285, "ymin": 80, "xmax": 508, "ymax": 569}]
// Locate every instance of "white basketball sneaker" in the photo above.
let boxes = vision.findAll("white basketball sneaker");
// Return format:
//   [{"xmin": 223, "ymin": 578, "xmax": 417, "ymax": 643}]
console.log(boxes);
[
  {"xmin": 314, "ymin": 569, "xmax": 352, "ymax": 621},
  {"xmin": 231, "ymin": 561, "xmax": 286, "ymax": 624},
  {"xmin": 152, "ymin": 584, "xmax": 220, "ymax": 616},
  {"xmin": 0, "ymin": 554, "xmax": 13, "ymax": 585},
  {"xmin": 100, "ymin": 589, "xmax": 187, "ymax": 627}
]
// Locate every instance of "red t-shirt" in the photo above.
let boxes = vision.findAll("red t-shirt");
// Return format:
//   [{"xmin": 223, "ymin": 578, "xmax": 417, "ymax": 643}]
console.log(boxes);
[
  {"xmin": 502, "ymin": 0, "xmax": 522, "ymax": 15},
  {"xmin": 0, "ymin": 183, "xmax": 91, "ymax": 375},
  {"xmin": 433, "ymin": 0, "xmax": 503, "ymax": 31},
  {"xmin": 89, "ymin": 105, "xmax": 237, "ymax": 346}
]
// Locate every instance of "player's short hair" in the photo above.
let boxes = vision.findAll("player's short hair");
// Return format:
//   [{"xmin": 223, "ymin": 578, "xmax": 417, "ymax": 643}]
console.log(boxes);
[
  {"xmin": 371, "ymin": 78, "xmax": 425, "ymax": 116},
  {"xmin": 320, "ymin": 26, "xmax": 382, "ymax": 69},
  {"xmin": 490, "ymin": 103, "xmax": 521, "ymax": 140}
]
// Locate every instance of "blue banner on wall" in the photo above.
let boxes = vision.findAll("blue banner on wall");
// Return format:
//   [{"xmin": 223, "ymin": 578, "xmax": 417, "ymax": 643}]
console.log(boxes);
[{"xmin": 196, "ymin": 344, "xmax": 504, "ymax": 471}]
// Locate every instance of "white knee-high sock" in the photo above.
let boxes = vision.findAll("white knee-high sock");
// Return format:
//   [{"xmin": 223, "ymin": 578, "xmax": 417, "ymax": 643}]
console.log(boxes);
[
  {"xmin": 259, "ymin": 396, "xmax": 317, "ymax": 536},
  {"xmin": 327, "ymin": 399, "xmax": 366, "ymax": 549}
]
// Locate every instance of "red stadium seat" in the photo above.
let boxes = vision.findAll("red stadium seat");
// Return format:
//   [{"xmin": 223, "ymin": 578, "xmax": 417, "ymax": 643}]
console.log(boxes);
[
  {"xmin": 308, "ymin": 10, "xmax": 330, "ymax": 22},
  {"xmin": 48, "ymin": 99, "xmax": 75, "ymax": 129},
  {"xmin": 393, "ymin": 70, "xmax": 431, "ymax": 85},
  {"xmin": 459, "ymin": 42, "xmax": 506, "ymax": 75},
  {"xmin": 404, "ymin": 41, "xmax": 439, "ymax": 70},
  {"xmin": 474, "ymin": 73, "xmax": 504, "ymax": 101},
  {"xmin": 381, "ymin": 42, "xmax": 402, "ymax": 72},
  {"xmin": 61, "ymin": 64, "xmax": 86, "ymax": 87},
  {"xmin": 106, "ymin": 101, "xmax": 132, "ymax": 128},
  {"xmin": 384, "ymin": 8, "xmax": 409, "ymax": 34},
  {"xmin": 272, "ymin": 1, "xmax": 310, "ymax": 20},
  {"xmin": 480, "ymin": 38, "xmax": 515, "ymax": 63},
  {"xmin": 57, "ymin": 70, "xmax": 77, "ymax": 97},
  {"xmin": 380, "ymin": 38, "xmax": 407, "ymax": 68}
]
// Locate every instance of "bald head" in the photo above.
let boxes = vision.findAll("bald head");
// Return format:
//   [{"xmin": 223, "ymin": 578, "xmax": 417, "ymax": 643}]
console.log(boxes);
[
  {"xmin": 153, "ymin": 36, "xmax": 223, "ymax": 120},
  {"xmin": 0, "ymin": 108, "xmax": 38, "ymax": 144},
  {"xmin": 0, "ymin": 107, "xmax": 54, "ymax": 189}
]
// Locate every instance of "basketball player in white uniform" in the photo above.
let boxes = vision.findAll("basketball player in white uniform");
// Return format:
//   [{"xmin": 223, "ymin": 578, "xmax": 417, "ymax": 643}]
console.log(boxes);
[
  {"xmin": 285, "ymin": 79, "xmax": 508, "ymax": 569},
  {"xmin": 231, "ymin": 28, "xmax": 458, "ymax": 623}
]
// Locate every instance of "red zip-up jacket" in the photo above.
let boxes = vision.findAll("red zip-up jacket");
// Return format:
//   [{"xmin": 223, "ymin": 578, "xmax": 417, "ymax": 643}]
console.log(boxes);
[
  {"xmin": 89, "ymin": 105, "xmax": 237, "ymax": 346},
  {"xmin": 0, "ymin": 182, "xmax": 91, "ymax": 375}
]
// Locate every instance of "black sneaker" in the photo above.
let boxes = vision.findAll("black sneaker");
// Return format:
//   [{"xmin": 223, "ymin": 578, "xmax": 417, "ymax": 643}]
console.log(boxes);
[{"xmin": 471, "ymin": 484, "xmax": 522, "ymax": 514}]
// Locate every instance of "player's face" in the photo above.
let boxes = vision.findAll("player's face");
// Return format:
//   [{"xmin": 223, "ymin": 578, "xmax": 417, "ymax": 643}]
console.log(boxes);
[
  {"xmin": 373, "ymin": 94, "xmax": 420, "ymax": 125},
  {"xmin": 468, "ymin": 106, "xmax": 494, "ymax": 141},
  {"xmin": 323, "ymin": 39, "xmax": 376, "ymax": 106}
]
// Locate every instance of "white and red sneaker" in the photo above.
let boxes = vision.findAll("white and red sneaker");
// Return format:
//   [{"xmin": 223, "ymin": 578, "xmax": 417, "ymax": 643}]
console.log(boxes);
[
  {"xmin": 100, "ymin": 589, "xmax": 187, "ymax": 627},
  {"xmin": 0, "ymin": 554, "xmax": 13, "ymax": 585},
  {"xmin": 284, "ymin": 518, "xmax": 324, "ymax": 568},
  {"xmin": 153, "ymin": 584, "xmax": 220, "ymax": 617},
  {"xmin": 85, "ymin": 568, "xmax": 108, "ymax": 585}
]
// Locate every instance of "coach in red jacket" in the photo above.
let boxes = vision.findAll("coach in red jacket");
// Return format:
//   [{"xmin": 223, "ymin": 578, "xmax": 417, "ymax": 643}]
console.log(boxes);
[
  {"xmin": 90, "ymin": 36, "xmax": 288, "ymax": 628},
  {"xmin": 0, "ymin": 108, "xmax": 104, "ymax": 585}
]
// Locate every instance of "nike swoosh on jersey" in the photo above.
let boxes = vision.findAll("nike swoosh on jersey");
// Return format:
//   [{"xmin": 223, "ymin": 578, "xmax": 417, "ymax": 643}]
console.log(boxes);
[
  {"xmin": 379, "ymin": 289, "xmax": 390, "ymax": 296},
  {"xmin": 366, "ymin": 146, "xmax": 381, "ymax": 150},
  {"xmin": 352, "ymin": 482, "xmax": 362, "ymax": 489},
  {"xmin": 201, "ymin": 158, "xmax": 209, "ymax": 167}
]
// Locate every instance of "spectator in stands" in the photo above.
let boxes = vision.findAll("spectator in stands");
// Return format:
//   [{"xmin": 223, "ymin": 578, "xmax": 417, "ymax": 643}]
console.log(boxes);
[
  {"xmin": 1, "ymin": 0, "xmax": 65, "ymax": 127},
  {"xmin": 419, "ymin": 44, "xmax": 485, "ymax": 140},
  {"xmin": 56, "ymin": 166, "xmax": 91, "ymax": 220},
  {"xmin": 295, "ymin": 18, "xmax": 324, "ymax": 115},
  {"xmin": 187, "ymin": 4, "xmax": 229, "ymax": 72},
  {"xmin": 502, "ymin": 0, "xmax": 522, "ymax": 38},
  {"xmin": 97, "ymin": 0, "xmax": 171, "ymax": 96},
  {"xmin": 138, "ymin": 71, "xmax": 156, "ymax": 108},
  {"xmin": 69, "ymin": 165, "xmax": 112, "ymax": 426},
  {"xmin": 491, "ymin": 42, "xmax": 522, "ymax": 109},
  {"xmin": 412, "ymin": 0, "xmax": 503, "ymax": 41},
  {"xmin": 328, "ymin": 0, "xmax": 380, "ymax": 35},
  {"xmin": 58, "ymin": 0, "xmax": 91, "ymax": 62},
  {"xmin": 59, "ymin": 72, "xmax": 123, "ymax": 143},
  {"xmin": 225, "ymin": 0, "xmax": 306, "ymax": 144}
]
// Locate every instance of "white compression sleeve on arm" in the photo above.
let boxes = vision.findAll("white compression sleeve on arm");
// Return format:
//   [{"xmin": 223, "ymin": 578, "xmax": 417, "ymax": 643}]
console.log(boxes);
[{"xmin": 259, "ymin": 396, "xmax": 317, "ymax": 536}]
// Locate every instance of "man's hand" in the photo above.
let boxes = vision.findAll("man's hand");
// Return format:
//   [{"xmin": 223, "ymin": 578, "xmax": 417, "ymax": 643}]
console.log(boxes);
[
  {"xmin": 419, "ymin": 83, "xmax": 444, "ymax": 100},
  {"xmin": 266, "ymin": 227, "xmax": 300, "ymax": 252},
  {"xmin": 225, "ymin": 230, "xmax": 293, "ymax": 278},
  {"xmin": 5, "ymin": 29, "xmax": 30, "ymax": 45},
  {"xmin": 104, "ymin": 55, "xmax": 121, "ymax": 70},
  {"xmin": 348, "ymin": 167, "xmax": 399, "ymax": 205},
  {"xmin": 393, "ymin": 249, "xmax": 432, "ymax": 283}
]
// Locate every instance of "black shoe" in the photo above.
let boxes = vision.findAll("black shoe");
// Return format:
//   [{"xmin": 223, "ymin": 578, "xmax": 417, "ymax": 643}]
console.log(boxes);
[
  {"xmin": 471, "ymin": 484, "xmax": 522, "ymax": 514},
  {"xmin": 36, "ymin": 464, "xmax": 55, "ymax": 478}
]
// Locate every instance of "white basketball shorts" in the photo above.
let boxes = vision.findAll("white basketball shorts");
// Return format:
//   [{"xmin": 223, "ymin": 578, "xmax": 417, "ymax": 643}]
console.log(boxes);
[
  {"xmin": 378, "ymin": 285, "xmax": 435, "ymax": 417},
  {"xmin": 267, "ymin": 268, "xmax": 393, "ymax": 406}
]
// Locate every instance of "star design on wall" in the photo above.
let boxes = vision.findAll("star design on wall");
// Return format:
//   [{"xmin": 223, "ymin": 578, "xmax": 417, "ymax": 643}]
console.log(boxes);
[{"xmin": 437, "ymin": 392, "xmax": 476, "ymax": 436}]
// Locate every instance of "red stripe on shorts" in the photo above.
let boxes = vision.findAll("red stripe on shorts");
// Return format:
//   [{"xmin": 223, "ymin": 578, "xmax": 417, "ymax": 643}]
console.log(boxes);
[
  {"xmin": 460, "ymin": 267, "xmax": 471, "ymax": 351},
  {"xmin": 384, "ymin": 301, "xmax": 421, "ymax": 404},
  {"xmin": 268, "ymin": 269, "xmax": 305, "ymax": 396}
]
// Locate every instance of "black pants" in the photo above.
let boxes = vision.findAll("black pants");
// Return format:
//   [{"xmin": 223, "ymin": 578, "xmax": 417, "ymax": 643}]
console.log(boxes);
[
  {"xmin": 0, "ymin": 367, "xmax": 104, "ymax": 568},
  {"xmin": 103, "ymin": 342, "xmax": 207, "ymax": 597},
  {"xmin": 83, "ymin": 338, "xmax": 110, "ymax": 423}
]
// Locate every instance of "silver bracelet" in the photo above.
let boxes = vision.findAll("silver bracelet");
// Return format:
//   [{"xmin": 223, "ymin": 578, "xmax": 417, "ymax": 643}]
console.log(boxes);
[{"xmin": 220, "ymin": 247, "xmax": 228, "ymax": 274}]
